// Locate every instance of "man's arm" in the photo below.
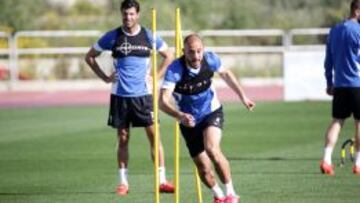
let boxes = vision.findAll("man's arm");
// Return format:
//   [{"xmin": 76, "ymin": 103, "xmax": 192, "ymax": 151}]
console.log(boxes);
[
  {"xmin": 84, "ymin": 47, "xmax": 114, "ymax": 83},
  {"xmin": 148, "ymin": 30, "xmax": 174, "ymax": 79},
  {"xmin": 324, "ymin": 32, "xmax": 334, "ymax": 95},
  {"xmin": 159, "ymin": 88, "xmax": 195, "ymax": 127},
  {"xmin": 157, "ymin": 49, "xmax": 174, "ymax": 79},
  {"xmin": 218, "ymin": 69, "xmax": 255, "ymax": 111}
]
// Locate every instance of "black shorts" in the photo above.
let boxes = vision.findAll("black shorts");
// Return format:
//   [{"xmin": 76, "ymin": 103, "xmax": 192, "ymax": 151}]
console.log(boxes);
[
  {"xmin": 332, "ymin": 87, "xmax": 360, "ymax": 120},
  {"xmin": 179, "ymin": 107, "xmax": 224, "ymax": 158},
  {"xmin": 108, "ymin": 94, "xmax": 154, "ymax": 128}
]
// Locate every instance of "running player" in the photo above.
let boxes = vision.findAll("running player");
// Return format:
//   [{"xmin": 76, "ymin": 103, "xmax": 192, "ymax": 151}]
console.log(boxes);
[{"xmin": 159, "ymin": 34, "xmax": 255, "ymax": 203}]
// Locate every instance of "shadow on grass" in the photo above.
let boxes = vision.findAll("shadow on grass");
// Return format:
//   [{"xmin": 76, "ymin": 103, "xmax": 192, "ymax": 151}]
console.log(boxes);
[
  {"xmin": 227, "ymin": 156, "xmax": 323, "ymax": 175},
  {"xmin": 0, "ymin": 191, "xmax": 115, "ymax": 196},
  {"xmin": 228, "ymin": 156, "xmax": 319, "ymax": 161}
]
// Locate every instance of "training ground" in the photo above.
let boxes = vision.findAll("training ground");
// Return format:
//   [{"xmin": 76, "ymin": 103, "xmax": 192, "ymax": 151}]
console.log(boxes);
[{"xmin": 0, "ymin": 99, "xmax": 359, "ymax": 203}]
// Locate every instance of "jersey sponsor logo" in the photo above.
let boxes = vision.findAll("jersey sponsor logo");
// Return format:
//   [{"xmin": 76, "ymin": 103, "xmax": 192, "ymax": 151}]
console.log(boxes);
[
  {"xmin": 111, "ymin": 27, "xmax": 152, "ymax": 58},
  {"xmin": 176, "ymin": 80, "xmax": 210, "ymax": 92},
  {"xmin": 115, "ymin": 37, "xmax": 150, "ymax": 56}
]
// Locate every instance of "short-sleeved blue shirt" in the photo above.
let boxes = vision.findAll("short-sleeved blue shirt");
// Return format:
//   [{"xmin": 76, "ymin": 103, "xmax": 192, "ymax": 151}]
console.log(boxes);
[
  {"xmin": 162, "ymin": 52, "xmax": 223, "ymax": 124},
  {"xmin": 94, "ymin": 25, "xmax": 167, "ymax": 97}
]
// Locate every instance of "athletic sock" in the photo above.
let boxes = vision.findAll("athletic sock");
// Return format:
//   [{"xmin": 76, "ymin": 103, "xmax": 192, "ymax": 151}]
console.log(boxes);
[
  {"xmin": 159, "ymin": 167, "xmax": 167, "ymax": 184},
  {"xmin": 323, "ymin": 147, "xmax": 333, "ymax": 165},
  {"xmin": 355, "ymin": 151, "xmax": 360, "ymax": 167},
  {"xmin": 225, "ymin": 180, "xmax": 236, "ymax": 196},
  {"xmin": 119, "ymin": 168, "xmax": 128, "ymax": 186},
  {"xmin": 211, "ymin": 183, "xmax": 225, "ymax": 199}
]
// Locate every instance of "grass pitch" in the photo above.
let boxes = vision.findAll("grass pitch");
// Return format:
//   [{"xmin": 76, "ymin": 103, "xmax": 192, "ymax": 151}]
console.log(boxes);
[{"xmin": 0, "ymin": 102, "xmax": 359, "ymax": 203}]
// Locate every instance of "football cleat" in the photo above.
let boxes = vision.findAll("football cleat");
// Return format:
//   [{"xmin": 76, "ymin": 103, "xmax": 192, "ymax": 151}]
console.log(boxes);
[
  {"xmin": 159, "ymin": 181, "xmax": 175, "ymax": 193},
  {"xmin": 353, "ymin": 165, "xmax": 360, "ymax": 174},
  {"xmin": 225, "ymin": 194, "xmax": 240, "ymax": 203},
  {"xmin": 116, "ymin": 184, "xmax": 129, "ymax": 196},
  {"xmin": 320, "ymin": 161, "xmax": 335, "ymax": 176},
  {"xmin": 213, "ymin": 196, "xmax": 225, "ymax": 203}
]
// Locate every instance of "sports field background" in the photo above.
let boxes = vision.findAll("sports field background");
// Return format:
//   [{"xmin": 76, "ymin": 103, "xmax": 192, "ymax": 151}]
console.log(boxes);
[{"xmin": 0, "ymin": 102, "xmax": 359, "ymax": 203}]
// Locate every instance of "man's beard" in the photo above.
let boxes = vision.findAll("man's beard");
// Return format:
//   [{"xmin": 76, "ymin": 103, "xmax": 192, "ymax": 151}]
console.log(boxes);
[{"xmin": 186, "ymin": 59, "xmax": 201, "ymax": 68}]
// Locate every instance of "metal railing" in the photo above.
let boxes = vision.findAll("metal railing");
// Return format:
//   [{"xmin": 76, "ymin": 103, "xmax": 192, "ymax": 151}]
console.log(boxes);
[
  {"xmin": 8, "ymin": 30, "xmax": 103, "ymax": 87},
  {"xmin": 286, "ymin": 28, "xmax": 330, "ymax": 51},
  {"xmin": 199, "ymin": 29, "xmax": 286, "ymax": 53},
  {"xmin": 0, "ymin": 28, "xmax": 330, "ymax": 90}
]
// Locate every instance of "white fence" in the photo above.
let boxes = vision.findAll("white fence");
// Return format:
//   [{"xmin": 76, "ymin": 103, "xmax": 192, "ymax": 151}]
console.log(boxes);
[{"xmin": 0, "ymin": 28, "xmax": 331, "ymax": 101}]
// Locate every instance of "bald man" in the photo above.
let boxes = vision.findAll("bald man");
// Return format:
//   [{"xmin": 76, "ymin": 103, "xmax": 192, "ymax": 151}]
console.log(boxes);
[{"xmin": 159, "ymin": 34, "xmax": 255, "ymax": 203}]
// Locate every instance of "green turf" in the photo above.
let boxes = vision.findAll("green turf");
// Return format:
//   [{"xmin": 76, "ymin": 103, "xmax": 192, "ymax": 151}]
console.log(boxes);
[{"xmin": 0, "ymin": 102, "xmax": 359, "ymax": 203}]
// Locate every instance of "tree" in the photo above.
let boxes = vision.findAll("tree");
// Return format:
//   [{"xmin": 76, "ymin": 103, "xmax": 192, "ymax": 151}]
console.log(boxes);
[{"xmin": 0, "ymin": 0, "xmax": 46, "ymax": 33}]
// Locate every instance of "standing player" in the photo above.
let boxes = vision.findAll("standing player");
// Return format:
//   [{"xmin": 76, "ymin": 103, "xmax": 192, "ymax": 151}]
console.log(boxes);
[
  {"xmin": 85, "ymin": 0, "xmax": 175, "ymax": 195},
  {"xmin": 320, "ymin": 0, "xmax": 360, "ymax": 176},
  {"xmin": 159, "ymin": 34, "xmax": 255, "ymax": 203}
]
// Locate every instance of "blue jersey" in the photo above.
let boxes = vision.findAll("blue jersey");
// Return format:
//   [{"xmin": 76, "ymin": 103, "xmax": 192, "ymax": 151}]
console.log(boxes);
[
  {"xmin": 162, "ymin": 52, "xmax": 223, "ymax": 124},
  {"xmin": 94, "ymin": 25, "xmax": 167, "ymax": 97},
  {"xmin": 325, "ymin": 19, "xmax": 360, "ymax": 88}
]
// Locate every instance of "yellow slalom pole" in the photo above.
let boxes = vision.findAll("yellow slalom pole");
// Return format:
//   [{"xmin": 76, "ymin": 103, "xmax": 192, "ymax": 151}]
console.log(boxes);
[
  {"xmin": 194, "ymin": 167, "xmax": 203, "ymax": 203},
  {"xmin": 174, "ymin": 7, "xmax": 181, "ymax": 203},
  {"xmin": 174, "ymin": 123, "xmax": 180, "ymax": 203},
  {"xmin": 151, "ymin": 8, "xmax": 160, "ymax": 203},
  {"xmin": 174, "ymin": 7, "xmax": 203, "ymax": 203}
]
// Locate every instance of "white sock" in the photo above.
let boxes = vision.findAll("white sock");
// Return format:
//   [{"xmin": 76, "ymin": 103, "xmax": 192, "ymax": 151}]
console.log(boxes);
[
  {"xmin": 323, "ymin": 147, "xmax": 333, "ymax": 165},
  {"xmin": 211, "ymin": 183, "xmax": 225, "ymax": 198},
  {"xmin": 356, "ymin": 151, "xmax": 360, "ymax": 167},
  {"xmin": 119, "ymin": 168, "xmax": 128, "ymax": 186},
  {"xmin": 159, "ymin": 167, "xmax": 166, "ymax": 184},
  {"xmin": 225, "ymin": 180, "xmax": 236, "ymax": 196}
]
